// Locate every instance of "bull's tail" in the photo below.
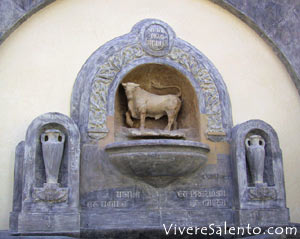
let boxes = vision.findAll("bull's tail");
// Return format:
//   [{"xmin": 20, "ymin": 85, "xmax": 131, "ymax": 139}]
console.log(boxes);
[{"xmin": 151, "ymin": 81, "xmax": 182, "ymax": 97}]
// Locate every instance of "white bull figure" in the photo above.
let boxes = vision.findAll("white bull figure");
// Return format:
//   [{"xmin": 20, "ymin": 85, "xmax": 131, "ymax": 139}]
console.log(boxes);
[{"xmin": 122, "ymin": 82, "xmax": 182, "ymax": 131}]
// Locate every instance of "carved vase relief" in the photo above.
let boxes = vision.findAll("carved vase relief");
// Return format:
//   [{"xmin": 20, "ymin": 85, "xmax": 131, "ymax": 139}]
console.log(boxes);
[
  {"xmin": 41, "ymin": 129, "xmax": 65, "ymax": 185},
  {"xmin": 245, "ymin": 135, "xmax": 266, "ymax": 186},
  {"xmin": 33, "ymin": 128, "xmax": 68, "ymax": 203}
]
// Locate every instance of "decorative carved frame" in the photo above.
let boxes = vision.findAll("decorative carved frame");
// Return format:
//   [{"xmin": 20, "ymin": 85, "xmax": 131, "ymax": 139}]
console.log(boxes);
[
  {"xmin": 22, "ymin": 112, "xmax": 80, "ymax": 212},
  {"xmin": 71, "ymin": 19, "xmax": 233, "ymax": 143},
  {"xmin": 231, "ymin": 119, "xmax": 289, "ymax": 226},
  {"xmin": 231, "ymin": 119, "xmax": 287, "ymax": 209},
  {"xmin": 11, "ymin": 113, "xmax": 81, "ymax": 234}
]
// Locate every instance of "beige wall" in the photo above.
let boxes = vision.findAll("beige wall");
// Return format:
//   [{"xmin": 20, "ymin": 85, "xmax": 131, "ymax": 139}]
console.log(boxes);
[{"xmin": 0, "ymin": 0, "xmax": 299, "ymax": 230}]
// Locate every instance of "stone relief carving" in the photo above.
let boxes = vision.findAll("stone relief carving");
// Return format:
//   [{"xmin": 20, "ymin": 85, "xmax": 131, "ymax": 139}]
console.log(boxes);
[
  {"xmin": 122, "ymin": 82, "xmax": 182, "ymax": 131},
  {"xmin": 167, "ymin": 47, "xmax": 225, "ymax": 135},
  {"xmin": 33, "ymin": 183, "xmax": 68, "ymax": 203},
  {"xmin": 144, "ymin": 24, "xmax": 168, "ymax": 51},
  {"xmin": 245, "ymin": 134, "xmax": 266, "ymax": 186},
  {"xmin": 88, "ymin": 45, "xmax": 145, "ymax": 139},
  {"xmin": 10, "ymin": 113, "xmax": 81, "ymax": 234},
  {"xmin": 87, "ymin": 44, "xmax": 225, "ymax": 139},
  {"xmin": 41, "ymin": 129, "xmax": 65, "ymax": 184},
  {"xmin": 140, "ymin": 21, "xmax": 174, "ymax": 57},
  {"xmin": 247, "ymin": 187, "xmax": 277, "ymax": 201},
  {"xmin": 86, "ymin": 20, "xmax": 226, "ymax": 140},
  {"xmin": 32, "ymin": 129, "xmax": 68, "ymax": 203},
  {"xmin": 231, "ymin": 120, "xmax": 289, "ymax": 226}
]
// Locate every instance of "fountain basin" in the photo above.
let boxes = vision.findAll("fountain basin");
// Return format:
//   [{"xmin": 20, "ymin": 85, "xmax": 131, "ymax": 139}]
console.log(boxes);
[{"xmin": 105, "ymin": 139, "xmax": 210, "ymax": 187}]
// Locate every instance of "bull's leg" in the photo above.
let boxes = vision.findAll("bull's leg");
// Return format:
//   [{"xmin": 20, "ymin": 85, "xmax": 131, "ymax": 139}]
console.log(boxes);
[
  {"xmin": 173, "ymin": 118, "xmax": 178, "ymax": 130},
  {"xmin": 125, "ymin": 111, "xmax": 134, "ymax": 128},
  {"xmin": 140, "ymin": 111, "xmax": 146, "ymax": 130},
  {"xmin": 165, "ymin": 111, "xmax": 174, "ymax": 131},
  {"xmin": 172, "ymin": 102, "xmax": 181, "ymax": 130}
]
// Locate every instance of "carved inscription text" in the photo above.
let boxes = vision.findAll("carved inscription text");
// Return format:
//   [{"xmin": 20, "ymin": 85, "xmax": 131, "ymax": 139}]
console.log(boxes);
[{"xmin": 145, "ymin": 24, "xmax": 169, "ymax": 51}]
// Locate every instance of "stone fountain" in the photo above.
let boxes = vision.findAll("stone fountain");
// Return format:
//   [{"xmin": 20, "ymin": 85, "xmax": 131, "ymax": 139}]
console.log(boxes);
[{"xmin": 9, "ymin": 19, "xmax": 290, "ymax": 238}]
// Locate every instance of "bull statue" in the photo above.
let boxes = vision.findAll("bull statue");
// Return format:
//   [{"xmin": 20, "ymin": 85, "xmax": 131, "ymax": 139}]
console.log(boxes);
[{"xmin": 122, "ymin": 82, "xmax": 182, "ymax": 131}]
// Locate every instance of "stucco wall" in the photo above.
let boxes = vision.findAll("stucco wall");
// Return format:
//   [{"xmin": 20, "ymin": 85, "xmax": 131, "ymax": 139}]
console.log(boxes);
[{"xmin": 0, "ymin": 0, "xmax": 299, "ymax": 230}]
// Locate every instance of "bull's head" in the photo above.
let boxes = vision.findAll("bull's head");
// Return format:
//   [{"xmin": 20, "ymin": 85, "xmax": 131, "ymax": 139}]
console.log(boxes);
[{"xmin": 122, "ymin": 82, "xmax": 140, "ymax": 100}]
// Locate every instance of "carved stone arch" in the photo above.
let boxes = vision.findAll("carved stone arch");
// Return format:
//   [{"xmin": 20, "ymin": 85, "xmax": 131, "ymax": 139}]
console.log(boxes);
[
  {"xmin": 71, "ymin": 19, "xmax": 233, "ymax": 143},
  {"xmin": 109, "ymin": 60, "xmax": 204, "ymax": 141}
]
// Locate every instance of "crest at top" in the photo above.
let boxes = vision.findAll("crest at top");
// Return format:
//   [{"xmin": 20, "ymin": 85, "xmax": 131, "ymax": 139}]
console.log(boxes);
[{"xmin": 137, "ymin": 19, "xmax": 175, "ymax": 56}]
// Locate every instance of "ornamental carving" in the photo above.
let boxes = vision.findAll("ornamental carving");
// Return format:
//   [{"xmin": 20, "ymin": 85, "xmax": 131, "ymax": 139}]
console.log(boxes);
[
  {"xmin": 88, "ymin": 45, "xmax": 145, "ymax": 139},
  {"xmin": 87, "ymin": 44, "xmax": 225, "ymax": 139},
  {"xmin": 33, "ymin": 185, "xmax": 68, "ymax": 203},
  {"xmin": 248, "ymin": 187, "xmax": 277, "ymax": 201},
  {"xmin": 166, "ymin": 47, "xmax": 224, "ymax": 134}
]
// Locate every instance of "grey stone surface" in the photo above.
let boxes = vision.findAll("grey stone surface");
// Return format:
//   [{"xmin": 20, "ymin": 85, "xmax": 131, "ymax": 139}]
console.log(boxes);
[
  {"xmin": 0, "ymin": 0, "xmax": 55, "ymax": 44},
  {"xmin": 79, "ymin": 142, "xmax": 235, "ymax": 233},
  {"xmin": 0, "ymin": 230, "xmax": 78, "ymax": 238},
  {"xmin": 1, "ymin": 228, "xmax": 294, "ymax": 238},
  {"xmin": 231, "ymin": 119, "xmax": 289, "ymax": 226},
  {"xmin": 211, "ymin": 0, "xmax": 300, "ymax": 95},
  {"xmin": 105, "ymin": 139, "xmax": 209, "ymax": 187},
  {"xmin": 10, "ymin": 112, "xmax": 81, "ymax": 235},
  {"xmin": 10, "ymin": 141, "xmax": 24, "ymax": 232}
]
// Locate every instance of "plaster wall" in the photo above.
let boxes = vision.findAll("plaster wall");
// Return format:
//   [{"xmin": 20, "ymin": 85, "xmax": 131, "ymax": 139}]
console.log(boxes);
[{"xmin": 0, "ymin": 0, "xmax": 299, "ymax": 230}]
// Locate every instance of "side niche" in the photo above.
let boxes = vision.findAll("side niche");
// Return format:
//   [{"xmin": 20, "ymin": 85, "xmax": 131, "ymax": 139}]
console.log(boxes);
[
  {"xmin": 114, "ymin": 63, "xmax": 201, "ymax": 141},
  {"xmin": 10, "ymin": 112, "xmax": 81, "ymax": 235},
  {"xmin": 231, "ymin": 120, "xmax": 289, "ymax": 227}
]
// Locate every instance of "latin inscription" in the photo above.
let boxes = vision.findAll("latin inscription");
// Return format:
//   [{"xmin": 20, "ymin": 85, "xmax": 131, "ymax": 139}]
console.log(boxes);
[
  {"xmin": 116, "ymin": 190, "xmax": 140, "ymax": 199},
  {"xmin": 85, "ymin": 190, "xmax": 142, "ymax": 209},
  {"xmin": 177, "ymin": 190, "xmax": 226, "ymax": 199},
  {"xmin": 145, "ymin": 24, "xmax": 168, "ymax": 51},
  {"xmin": 175, "ymin": 189, "xmax": 229, "ymax": 208},
  {"xmin": 87, "ymin": 200, "xmax": 128, "ymax": 208},
  {"xmin": 189, "ymin": 199, "xmax": 227, "ymax": 208}
]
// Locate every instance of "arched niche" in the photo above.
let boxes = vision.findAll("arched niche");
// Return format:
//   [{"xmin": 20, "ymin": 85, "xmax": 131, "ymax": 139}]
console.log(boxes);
[
  {"xmin": 71, "ymin": 19, "xmax": 233, "ymax": 143},
  {"xmin": 114, "ymin": 63, "xmax": 201, "ymax": 141}
]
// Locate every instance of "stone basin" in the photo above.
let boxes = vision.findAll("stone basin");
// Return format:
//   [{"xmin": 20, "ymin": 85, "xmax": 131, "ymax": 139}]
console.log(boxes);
[{"xmin": 105, "ymin": 139, "xmax": 210, "ymax": 187}]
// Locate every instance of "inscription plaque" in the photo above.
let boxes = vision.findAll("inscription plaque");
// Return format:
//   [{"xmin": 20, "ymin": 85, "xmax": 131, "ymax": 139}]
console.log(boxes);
[
  {"xmin": 145, "ymin": 24, "xmax": 169, "ymax": 51},
  {"xmin": 140, "ymin": 20, "xmax": 175, "ymax": 57},
  {"xmin": 172, "ymin": 188, "xmax": 230, "ymax": 209},
  {"xmin": 176, "ymin": 189, "xmax": 226, "ymax": 199}
]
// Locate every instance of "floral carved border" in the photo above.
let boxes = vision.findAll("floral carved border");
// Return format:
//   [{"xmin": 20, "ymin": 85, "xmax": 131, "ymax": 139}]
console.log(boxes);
[{"xmin": 87, "ymin": 44, "xmax": 225, "ymax": 140}]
